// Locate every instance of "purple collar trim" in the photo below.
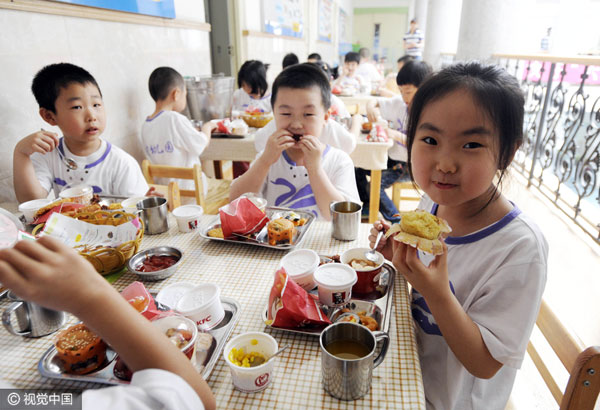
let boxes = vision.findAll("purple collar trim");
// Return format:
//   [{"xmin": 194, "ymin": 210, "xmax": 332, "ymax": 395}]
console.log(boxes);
[
  {"xmin": 431, "ymin": 202, "xmax": 522, "ymax": 245},
  {"xmin": 282, "ymin": 145, "xmax": 331, "ymax": 166},
  {"xmin": 58, "ymin": 138, "xmax": 111, "ymax": 170},
  {"xmin": 146, "ymin": 111, "xmax": 164, "ymax": 122}
]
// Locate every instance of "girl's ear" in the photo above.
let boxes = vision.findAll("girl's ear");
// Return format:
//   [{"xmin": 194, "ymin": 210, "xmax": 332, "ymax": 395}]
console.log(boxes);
[{"xmin": 39, "ymin": 108, "xmax": 57, "ymax": 126}]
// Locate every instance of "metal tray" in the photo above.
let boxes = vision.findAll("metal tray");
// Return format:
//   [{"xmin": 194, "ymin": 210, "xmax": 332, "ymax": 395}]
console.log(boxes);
[
  {"xmin": 262, "ymin": 261, "xmax": 395, "ymax": 336},
  {"xmin": 38, "ymin": 296, "xmax": 241, "ymax": 385},
  {"xmin": 199, "ymin": 206, "xmax": 315, "ymax": 250}
]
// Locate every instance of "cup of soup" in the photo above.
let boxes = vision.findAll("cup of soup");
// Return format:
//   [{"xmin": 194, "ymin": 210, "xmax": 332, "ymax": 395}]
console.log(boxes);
[{"xmin": 341, "ymin": 248, "xmax": 385, "ymax": 295}]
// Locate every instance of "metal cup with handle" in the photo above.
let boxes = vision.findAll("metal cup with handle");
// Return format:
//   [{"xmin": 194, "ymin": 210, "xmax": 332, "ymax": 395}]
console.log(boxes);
[
  {"xmin": 320, "ymin": 322, "xmax": 389, "ymax": 400},
  {"xmin": 2, "ymin": 292, "xmax": 67, "ymax": 338},
  {"xmin": 330, "ymin": 201, "xmax": 362, "ymax": 241},
  {"xmin": 137, "ymin": 197, "xmax": 169, "ymax": 234}
]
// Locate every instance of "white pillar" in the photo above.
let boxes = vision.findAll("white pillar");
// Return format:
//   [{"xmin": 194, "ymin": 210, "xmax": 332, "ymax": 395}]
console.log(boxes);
[
  {"xmin": 413, "ymin": 0, "xmax": 428, "ymax": 33},
  {"xmin": 422, "ymin": 0, "xmax": 462, "ymax": 69}
]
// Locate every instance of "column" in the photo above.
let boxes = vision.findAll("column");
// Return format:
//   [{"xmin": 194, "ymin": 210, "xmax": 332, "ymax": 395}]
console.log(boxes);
[
  {"xmin": 413, "ymin": 0, "xmax": 428, "ymax": 33},
  {"xmin": 422, "ymin": 0, "xmax": 462, "ymax": 69}
]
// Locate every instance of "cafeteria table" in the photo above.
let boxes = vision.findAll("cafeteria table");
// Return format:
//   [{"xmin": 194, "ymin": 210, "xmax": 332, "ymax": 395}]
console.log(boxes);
[{"xmin": 0, "ymin": 217, "xmax": 425, "ymax": 409}]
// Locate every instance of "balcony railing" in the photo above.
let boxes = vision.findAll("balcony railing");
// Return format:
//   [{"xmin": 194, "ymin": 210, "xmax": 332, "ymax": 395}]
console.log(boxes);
[{"xmin": 492, "ymin": 54, "xmax": 600, "ymax": 244}]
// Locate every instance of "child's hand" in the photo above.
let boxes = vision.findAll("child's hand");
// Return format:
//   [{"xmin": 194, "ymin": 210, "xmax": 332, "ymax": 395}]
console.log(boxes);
[
  {"xmin": 16, "ymin": 130, "xmax": 59, "ymax": 157},
  {"xmin": 201, "ymin": 122, "xmax": 217, "ymax": 136},
  {"xmin": 387, "ymin": 128, "xmax": 407, "ymax": 145},
  {"xmin": 392, "ymin": 240, "xmax": 449, "ymax": 300},
  {"xmin": 369, "ymin": 220, "xmax": 393, "ymax": 260},
  {"xmin": 262, "ymin": 129, "xmax": 295, "ymax": 165},
  {"xmin": 298, "ymin": 135, "xmax": 324, "ymax": 173},
  {"xmin": 366, "ymin": 101, "xmax": 379, "ymax": 123},
  {"xmin": 145, "ymin": 186, "xmax": 164, "ymax": 197}
]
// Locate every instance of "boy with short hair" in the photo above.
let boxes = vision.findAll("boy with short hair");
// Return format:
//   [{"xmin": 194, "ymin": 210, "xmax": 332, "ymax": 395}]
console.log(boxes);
[
  {"xmin": 333, "ymin": 51, "xmax": 365, "ymax": 93},
  {"xmin": 140, "ymin": 66, "xmax": 216, "ymax": 193},
  {"xmin": 13, "ymin": 63, "xmax": 149, "ymax": 203},
  {"xmin": 229, "ymin": 63, "xmax": 359, "ymax": 220}
]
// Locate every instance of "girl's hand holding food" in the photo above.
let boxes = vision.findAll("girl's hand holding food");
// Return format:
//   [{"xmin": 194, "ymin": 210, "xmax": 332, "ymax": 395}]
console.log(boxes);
[{"xmin": 369, "ymin": 220, "xmax": 393, "ymax": 260}]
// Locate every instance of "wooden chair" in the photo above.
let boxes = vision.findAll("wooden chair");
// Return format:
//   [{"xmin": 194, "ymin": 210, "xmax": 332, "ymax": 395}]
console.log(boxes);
[
  {"xmin": 391, "ymin": 181, "xmax": 421, "ymax": 211},
  {"xmin": 148, "ymin": 181, "xmax": 181, "ymax": 212},
  {"xmin": 141, "ymin": 160, "xmax": 230, "ymax": 214},
  {"xmin": 519, "ymin": 299, "xmax": 600, "ymax": 410}
]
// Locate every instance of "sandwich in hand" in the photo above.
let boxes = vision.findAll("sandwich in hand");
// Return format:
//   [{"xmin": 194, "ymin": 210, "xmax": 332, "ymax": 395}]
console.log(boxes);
[{"xmin": 384, "ymin": 210, "xmax": 451, "ymax": 255}]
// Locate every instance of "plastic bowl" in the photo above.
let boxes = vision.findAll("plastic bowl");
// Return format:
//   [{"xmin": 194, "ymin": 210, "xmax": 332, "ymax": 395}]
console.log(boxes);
[
  {"xmin": 58, "ymin": 185, "xmax": 93, "ymax": 204},
  {"xmin": 172, "ymin": 205, "xmax": 204, "ymax": 233},
  {"xmin": 280, "ymin": 249, "xmax": 320, "ymax": 290},
  {"xmin": 340, "ymin": 248, "xmax": 384, "ymax": 295},
  {"xmin": 313, "ymin": 263, "xmax": 357, "ymax": 307},
  {"xmin": 223, "ymin": 332, "xmax": 278, "ymax": 393},
  {"xmin": 18, "ymin": 198, "xmax": 54, "ymax": 223},
  {"xmin": 127, "ymin": 246, "xmax": 182, "ymax": 281},
  {"xmin": 176, "ymin": 283, "xmax": 225, "ymax": 330},
  {"xmin": 151, "ymin": 315, "xmax": 198, "ymax": 359},
  {"xmin": 241, "ymin": 113, "xmax": 273, "ymax": 128}
]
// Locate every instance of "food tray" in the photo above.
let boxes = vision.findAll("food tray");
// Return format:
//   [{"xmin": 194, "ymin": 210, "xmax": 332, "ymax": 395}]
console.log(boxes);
[
  {"xmin": 262, "ymin": 260, "xmax": 395, "ymax": 336},
  {"xmin": 211, "ymin": 133, "xmax": 245, "ymax": 139},
  {"xmin": 38, "ymin": 296, "xmax": 241, "ymax": 385},
  {"xmin": 199, "ymin": 207, "xmax": 315, "ymax": 250}
]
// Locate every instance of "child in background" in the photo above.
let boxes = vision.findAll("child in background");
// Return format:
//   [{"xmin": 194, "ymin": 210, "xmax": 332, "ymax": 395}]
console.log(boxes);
[
  {"xmin": 141, "ymin": 67, "xmax": 216, "ymax": 194},
  {"xmin": 13, "ymin": 63, "xmax": 149, "ymax": 203},
  {"xmin": 232, "ymin": 60, "xmax": 271, "ymax": 113},
  {"xmin": 0, "ymin": 236, "xmax": 216, "ymax": 410},
  {"xmin": 282, "ymin": 53, "xmax": 299, "ymax": 69},
  {"xmin": 333, "ymin": 52, "xmax": 365, "ymax": 94},
  {"xmin": 229, "ymin": 63, "xmax": 360, "ymax": 220},
  {"xmin": 369, "ymin": 62, "xmax": 548, "ymax": 409},
  {"xmin": 359, "ymin": 60, "xmax": 432, "ymax": 222},
  {"xmin": 307, "ymin": 53, "xmax": 322, "ymax": 63}
]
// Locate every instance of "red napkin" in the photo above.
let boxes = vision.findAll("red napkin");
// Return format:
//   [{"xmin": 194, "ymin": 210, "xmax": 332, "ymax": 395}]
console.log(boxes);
[
  {"xmin": 219, "ymin": 197, "xmax": 269, "ymax": 239},
  {"xmin": 267, "ymin": 268, "xmax": 331, "ymax": 329},
  {"xmin": 120, "ymin": 281, "xmax": 165, "ymax": 321}
]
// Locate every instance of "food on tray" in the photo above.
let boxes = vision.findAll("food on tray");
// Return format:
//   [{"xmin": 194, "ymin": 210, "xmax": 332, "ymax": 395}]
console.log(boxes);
[
  {"xmin": 228, "ymin": 347, "xmax": 267, "ymax": 368},
  {"xmin": 339, "ymin": 309, "xmax": 379, "ymax": 331},
  {"xmin": 366, "ymin": 124, "xmax": 389, "ymax": 142},
  {"xmin": 128, "ymin": 295, "xmax": 150, "ymax": 313},
  {"xmin": 165, "ymin": 327, "xmax": 194, "ymax": 349},
  {"xmin": 362, "ymin": 122, "xmax": 372, "ymax": 132},
  {"xmin": 384, "ymin": 209, "xmax": 452, "ymax": 255},
  {"xmin": 207, "ymin": 227, "xmax": 224, "ymax": 238},
  {"xmin": 332, "ymin": 85, "xmax": 342, "ymax": 95},
  {"xmin": 135, "ymin": 254, "xmax": 179, "ymax": 272},
  {"xmin": 212, "ymin": 118, "xmax": 249, "ymax": 135},
  {"xmin": 267, "ymin": 218, "xmax": 295, "ymax": 246},
  {"xmin": 241, "ymin": 107, "xmax": 273, "ymax": 128},
  {"xmin": 349, "ymin": 258, "xmax": 378, "ymax": 270},
  {"xmin": 195, "ymin": 332, "xmax": 215, "ymax": 371},
  {"xmin": 283, "ymin": 211, "xmax": 307, "ymax": 227},
  {"xmin": 219, "ymin": 197, "xmax": 269, "ymax": 239},
  {"xmin": 55, "ymin": 324, "xmax": 107, "ymax": 375}
]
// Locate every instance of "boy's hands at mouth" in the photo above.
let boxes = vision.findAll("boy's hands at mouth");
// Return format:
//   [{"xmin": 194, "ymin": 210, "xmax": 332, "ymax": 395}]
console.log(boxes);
[
  {"xmin": 298, "ymin": 135, "xmax": 324, "ymax": 173},
  {"xmin": 262, "ymin": 129, "xmax": 296, "ymax": 165},
  {"xmin": 16, "ymin": 130, "xmax": 59, "ymax": 157}
]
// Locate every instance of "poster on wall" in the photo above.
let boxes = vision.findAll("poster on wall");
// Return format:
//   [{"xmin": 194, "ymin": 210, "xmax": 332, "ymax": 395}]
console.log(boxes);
[
  {"xmin": 262, "ymin": 0, "xmax": 303, "ymax": 38},
  {"xmin": 50, "ymin": 0, "xmax": 176, "ymax": 18},
  {"xmin": 318, "ymin": 0, "xmax": 332, "ymax": 42},
  {"xmin": 338, "ymin": 8, "xmax": 352, "ymax": 56}
]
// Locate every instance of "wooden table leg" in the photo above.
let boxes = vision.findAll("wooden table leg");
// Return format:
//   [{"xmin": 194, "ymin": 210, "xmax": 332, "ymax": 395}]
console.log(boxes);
[{"xmin": 369, "ymin": 170, "xmax": 382, "ymax": 224}]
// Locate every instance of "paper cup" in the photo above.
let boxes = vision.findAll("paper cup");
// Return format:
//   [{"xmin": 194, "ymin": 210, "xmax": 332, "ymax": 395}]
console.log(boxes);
[
  {"xmin": 314, "ymin": 263, "xmax": 357, "ymax": 307},
  {"xmin": 121, "ymin": 196, "xmax": 146, "ymax": 214},
  {"xmin": 224, "ymin": 332, "xmax": 278, "ymax": 393},
  {"xmin": 18, "ymin": 198, "xmax": 54, "ymax": 223},
  {"xmin": 280, "ymin": 249, "xmax": 320, "ymax": 291},
  {"xmin": 58, "ymin": 185, "xmax": 93, "ymax": 204},
  {"xmin": 172, "ymin": 205, "xmax": 204, "ymax": 233},
  {"xmin": 340, "ymin": 248, "xmax": 384, "ymax": 295},
  {"xmin": 176, "ymin": 283, "xmax": 225, "ymax": 330}
]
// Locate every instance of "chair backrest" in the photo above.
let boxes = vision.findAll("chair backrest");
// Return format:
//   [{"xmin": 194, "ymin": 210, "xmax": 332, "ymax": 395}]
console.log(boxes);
[
  {"xmin": 391, "ymin": 181, "xmax": 421, "ymax": 210},
  {"xmin": 527, "ymin": 299, "xmax": 600, "ymax": 410},
  {"xmin": 141, "ymin": 160, "xmax": 205, "ymax": 210}
]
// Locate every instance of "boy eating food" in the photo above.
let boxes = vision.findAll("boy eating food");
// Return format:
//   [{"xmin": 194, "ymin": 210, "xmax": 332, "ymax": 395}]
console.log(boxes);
[{"xmin": 229, "ymin": 63, "xmax": 360, "ymax": 220}]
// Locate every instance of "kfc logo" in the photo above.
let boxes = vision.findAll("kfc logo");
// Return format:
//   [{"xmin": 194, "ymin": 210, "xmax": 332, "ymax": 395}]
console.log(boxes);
[
  {"xmin": 196, "ymin": 315, "xmax": 212, "ymax": 325},
  {"xmin": 188, "ymin": 219, "xmax": 198, "ymax": 230},
  {"xmin": 255, "ymin": 372, "xmax": 269, "ymax": 387}
]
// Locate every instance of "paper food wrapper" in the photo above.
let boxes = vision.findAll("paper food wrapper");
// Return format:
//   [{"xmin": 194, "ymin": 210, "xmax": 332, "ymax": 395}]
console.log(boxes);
[
  {"xmin": 120, "ymin": 281, "xmax": 166, "ymax": 321},
  {"xmin": 219, "ymin": 197, "xmax": 268, "ymax": 239},
  {"xmin": 266, "ymin": 268, "xmax": 331, "ymax": 329}
]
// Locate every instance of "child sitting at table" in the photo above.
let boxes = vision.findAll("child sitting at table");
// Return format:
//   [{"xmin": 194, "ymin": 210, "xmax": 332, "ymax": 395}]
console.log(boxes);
[
  {"xmin": 369, "ymin": 62, "xmax": 548, "ymax": 410},
  {"xmin": 13, "ymin": 63, "xmax": 150, "ymax": 203},
  {"xmin": 358, "ymin": 60, "xmax": 432, "ymax": 222},
  {"xmin": 333, "ymin": 52, "xmax": 366, "ymax": 94},
  {"xmin": 0, "ymin": 236, "xmax": 216, "ymax": 410},
  {"xmin": 232, "ymin": 60, "xmax": 272, "ymax": 113},
  {"xmin": 141, "ymin": 66, "xmax": 217, "ymax": 194},
  {"xmin": 229, "ymin": 63, "xmax": 360, "ymax": 220}
]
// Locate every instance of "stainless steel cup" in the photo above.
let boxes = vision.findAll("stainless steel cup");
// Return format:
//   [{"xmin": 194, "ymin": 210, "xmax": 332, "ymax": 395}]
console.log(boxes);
[
  {"xmin": 137, "ymin": 197, "xmax": 169, "ymax": 234},
  {"xmin": 2, "ymin": 292, "xmax": 67, "ymax": 338},
  {"xmin": 320, "ymin": 322, "xmax": 389, "ymax": 400},
  {"xmin": 330, "ymin": 201, "xmax": 362, "ymax": 241}
]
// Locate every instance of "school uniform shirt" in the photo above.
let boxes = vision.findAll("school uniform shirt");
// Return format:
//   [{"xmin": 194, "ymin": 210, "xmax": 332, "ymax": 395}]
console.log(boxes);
[
  {"xmin": 335, "ymin": 75, "xmax": 363, "ymax": 92},
  {"xmin": 377, "ymin": 95, "xmax": 408, "ymax": 162},
  {"xmin": 232, "ymin": 88, "xmax": 272, "ymax": 113},
  {"xmin": 259, "ymin": 146, "xmax": 360, "ymax": 219},
  {"xmin": 415, "ymin": 195, "xmax": 548, "ymax": 410},
  {"xmin": 403, "ymin": 28, "xmax": 424, "ymax": 57},
  {"xmin": 82, "ymin": 369, "xmax": 204, "ymax": 410},
  {"xmin": 253, "ymin": 119, "xmax": 356, "ymax": 155},
  {"xmin": 330, "ymin": 94, "xmax": 351, "ymax": 118},
  {"xmin": 140, "ymin": 110, "xmax": 209, "ymax": 193},
  {"xmin": 356, "ymin": 61, "xmax": 383, "ymax": 84},
  {"xmin": 31, "ymin": 138, "xmax": 148, "ymax": 197}
]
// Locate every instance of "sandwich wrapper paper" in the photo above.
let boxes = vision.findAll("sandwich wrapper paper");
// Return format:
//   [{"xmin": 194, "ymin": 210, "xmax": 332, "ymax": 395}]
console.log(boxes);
[
  {"xmin": 266, "ymin": 268, "xmax": 331, "ymax": 329},
  {"xmin": 120, "ymin": 281, "xmax": 167, "ymax": 321},
  {"xmin": 219, "ymin": 197, "xmax": 268, "ymax": 239}
]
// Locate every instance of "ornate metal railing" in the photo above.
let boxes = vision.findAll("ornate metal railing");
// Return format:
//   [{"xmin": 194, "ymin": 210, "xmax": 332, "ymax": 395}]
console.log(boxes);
[{"xmin": 493, "ymin": 54, "xmax": 600, "ymax": 244}]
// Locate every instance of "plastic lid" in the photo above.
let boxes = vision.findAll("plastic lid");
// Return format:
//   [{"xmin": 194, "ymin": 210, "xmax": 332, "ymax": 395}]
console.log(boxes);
[
  {"xmin": 281, "ymin": 249, "xmax": 319, "ymax": 277},
  {"xmin": 177, "ymin": 283, "xmax": 220, "ymax": 312},
  {"xmin": 18, "ymin": 198, "xmax": 54, "ymax": 211},
  {"xmin": 314, "ymin": 264, "xmax": 357, "ymax": 289},
  {"xmin": 173, "ymin": 205, "xmax": 203, "ymax": 218},
  {"xmin": 155, "ymin": 282, "xmax": 195, "ymax": 309},
  {"xmin": 59, "ymin": 184, "xmax": 93, "ymax": 198}
]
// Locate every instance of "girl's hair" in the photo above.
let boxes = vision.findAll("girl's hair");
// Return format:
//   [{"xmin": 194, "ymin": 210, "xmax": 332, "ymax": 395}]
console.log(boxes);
[
  {"xmin": 237, "ymin": 60, "xmax": 269, "ymax": 97},
  {"xmin": 396, "ymin": 60, "xmax": 432, "ymax": 87},
  {"xmin": 406, "ymin": 62, "xmax": 524, "ymax": 201}
]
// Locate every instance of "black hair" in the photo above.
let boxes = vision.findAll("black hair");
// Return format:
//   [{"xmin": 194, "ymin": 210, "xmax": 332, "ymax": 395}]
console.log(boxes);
[
  {"xmin": 311, "ymin": 60, "xmax": 332, "ymax": 80},
  {"xmin": 31, "ymin": 63, "xmax": 102, "ymax": 113},
  {"xmin": 271, "ymin": 63, "xmax": 331, "ymax": 110},
  {"xmin": 397, "ymin": 55, "xmax": 414, "ymax": 65},
  {"xmin": 358, "ymin": 48, "xmax": 370, "ymax": 59},
  {"xmin": 148, "ymin": 67, "xmax": 184, "ymax": 102},
  {"xmin": 344, "ymin": 52, "xmax": 360, "ymax": 64},
  {"xmin": 237, "ymin": 60, "xmax": 268, "ymax": 97},
  {"xmin": 396, "ymin": 60, "xmax": 433, "ymax": 87},
  {"xmin": 406, "ymin": 62, "xmax": 524, "ymax": 208},
  {"xmin": 307, "ymin": 53, "xmax": 322, "ymax": 61},
  {"xmin": 282, "ymin": 53, "xmax": 299, "ymax": 69}
]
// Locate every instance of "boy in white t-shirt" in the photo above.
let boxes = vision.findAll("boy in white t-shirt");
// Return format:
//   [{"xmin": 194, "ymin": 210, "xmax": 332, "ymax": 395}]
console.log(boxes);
[
  {"xmin": 229, "ymin": 63, "xmax": 360, "ymax": 220},
  {"xmin": 140, "ymin": 67, "xmax": 216, "ymax": 194},
  {"xmin": 333, "ymin": 52, "xmax": 365, "ymax": 94},
  {"xmin": 13, "ymin": 63, "xmax": 150, "ymax": 203}
]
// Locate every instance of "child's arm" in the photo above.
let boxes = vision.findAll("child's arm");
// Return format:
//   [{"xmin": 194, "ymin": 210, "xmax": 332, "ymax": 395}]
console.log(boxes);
[
  {"xmin": 392, "ymin": 241, "xmax": 503, "ymax": 379},
  {"xmin": 350, "ymin": 114, "xmax": 362, "ymax": 137},
  {"xmin": 366, "ymin": 99, "xmax": 381, "ymax": 123},
  {"xmin": 229, "ymin": 129, "xmax": 295, "ymax": 201},
  {"xmin": 13, "ymin": 130, "xmax": 57, "ymax": 202},
  {"xmin": 0, "ymin": 236, "xmax": 216, "ymax": 410},
  {"xmin": 300, "ymin": 135, "xmax": 345, "ymax": 220},
  {"xmin": 386, "ymin": 128, "xmax": 407, "ymax": 145}
]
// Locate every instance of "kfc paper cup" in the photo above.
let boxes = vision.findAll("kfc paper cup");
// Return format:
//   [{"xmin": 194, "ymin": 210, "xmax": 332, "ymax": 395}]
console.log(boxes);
[
  {"xmin": 18, "ymin": 198, "xmax": 54, "ymax": 223},
  {"xmin": 172, "ymin": 205, "xmax": 204, "ymax": 233},
  {"xmin": 176, "ymin": 283, "xmax": 225, "ymax": 330},
  {"xmin": 280, "ymin": 249, "xmax": 320, "ymax": 291},
  {"xmin": 341, "ymin": 248, "xmax": 384, "ymax": 295},
  {"xmin": 59, "ymin": 185, "xmax": 93, "ymax": 204},
  {"xmin": 314, "ymin": 263, "xmax": 357, "ymax": 307},
  {"xmin": 224, "ymin": 332, "xmax": 278, "ymax": 393}
]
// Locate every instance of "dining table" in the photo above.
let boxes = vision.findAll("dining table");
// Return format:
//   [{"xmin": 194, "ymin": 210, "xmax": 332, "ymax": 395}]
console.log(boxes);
[{"xmin": 0, "ymin": 215, "xmax": 425, "ymax": 409}]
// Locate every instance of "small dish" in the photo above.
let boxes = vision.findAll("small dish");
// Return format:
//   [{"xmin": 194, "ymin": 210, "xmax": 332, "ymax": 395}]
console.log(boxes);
[{"xmin": 128, "ymin": 247, "xmax": 183, "ymax": 281}]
